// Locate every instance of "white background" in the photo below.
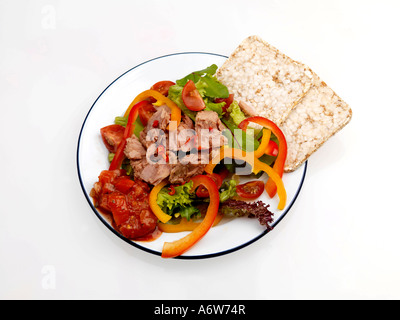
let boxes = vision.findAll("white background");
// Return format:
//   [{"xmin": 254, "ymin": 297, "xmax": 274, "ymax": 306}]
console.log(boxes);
[{"xmin": 1, "ymin": 0, "xmax": 399, "ymax": 300}]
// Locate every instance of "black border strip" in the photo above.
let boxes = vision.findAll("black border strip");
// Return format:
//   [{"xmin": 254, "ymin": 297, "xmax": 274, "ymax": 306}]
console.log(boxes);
[{"xmin": 76, "ymin": 52, "xmax": 308, "ymax": 260}]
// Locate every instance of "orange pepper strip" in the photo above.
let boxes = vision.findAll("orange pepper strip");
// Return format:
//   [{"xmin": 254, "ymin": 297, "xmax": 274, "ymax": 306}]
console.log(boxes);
[
  {"xmin": 205, "ymin": 147, "xmax": 287, "ymax": 211},
  {"xmin": 124, "ymin": 89, "xmax": 181, "ymax": 129},
  {"xmin": 149, "ymin": 180, "xmax": 173, "ymax": 224},
  {"xmin": 255, "ymin": 129, "xmax": 271, "ymax": 159},
  {"xmin": 158, "ymin": 214, "xmax": 224, "ymax": 233},
  {"xmin": 161, "ymin": 175, "xmax": 220, "ymax": 258},
  {"xmin": 239, "ymin": 117, "xmax": 287, "ymax": 198}
]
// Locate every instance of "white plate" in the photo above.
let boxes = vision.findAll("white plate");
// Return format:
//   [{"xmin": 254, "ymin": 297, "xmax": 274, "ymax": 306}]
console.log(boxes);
[{"xmin": 77, "ymin": 52, "xmax": 307, "ymax": 259}]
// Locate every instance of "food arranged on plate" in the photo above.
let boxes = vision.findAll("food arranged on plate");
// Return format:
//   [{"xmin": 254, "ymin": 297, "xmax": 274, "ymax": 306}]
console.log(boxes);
[{"xmin": 89, "ymin": 36, "xmax": 352, "ymax": 258}]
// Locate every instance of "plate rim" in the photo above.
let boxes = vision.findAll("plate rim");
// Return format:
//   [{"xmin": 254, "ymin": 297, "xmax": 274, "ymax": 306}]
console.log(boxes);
[{"xmin": 76, "ymin": 52, "xmax": 308, "ymax": 260}]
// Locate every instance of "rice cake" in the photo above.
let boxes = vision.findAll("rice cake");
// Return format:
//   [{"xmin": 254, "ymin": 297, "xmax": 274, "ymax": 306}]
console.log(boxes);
[
  {"xmin": 216, "ymin": 35, "xmax": 314, "ymax": 125},
  {"xmin": 281, "ymin": 73, "xmax": 352, "ymax": 172}
]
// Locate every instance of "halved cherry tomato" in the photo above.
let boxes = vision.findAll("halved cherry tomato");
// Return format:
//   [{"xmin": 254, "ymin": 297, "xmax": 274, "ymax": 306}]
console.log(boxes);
[
  {"xmin": 196, "ymin": 173, "xmax": 223, "ymax": 198},
  {"xmin": 236, "ymin": 181, "xmax": 265, "ymax": 200},
  {"xmin": 215, "ymin": 94, "xmax": 234, "ymax": 113},
  {"xmin": 100, "ymin": 125, "xmax": 125, "ymax": 153},
  {"xmin": 182, "ymin": 80, "xmax": 206, "ymax": 111},
  {"xmin": 151, "ymin": 81, "xmax": 175, "ymax": 97},
  {"xmin": 138, "ymin": 101, "xmax": 157, "ymax": 126}
]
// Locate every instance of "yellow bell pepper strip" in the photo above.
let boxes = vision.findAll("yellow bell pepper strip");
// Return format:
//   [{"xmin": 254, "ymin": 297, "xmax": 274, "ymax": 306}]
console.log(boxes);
[
  {"xmin": 238, "ymin": 117, "xmax": 288, "ymax": 199},
  {"xmin": 158, "ymin": 214, "xmax": 224, "ymax": 233},
  {"xmin": 205, "ymin": 147, "xmax": 287, "ymax": 211},
  {"xmin": 255, "ymin": 129, "xmax": 271, "ymax": 158},
  {"xmin": 149, "ymin": 180, "xmax": 173, "ymax": 224},
  {"xmin": 109, "ymin": 100, "xmax": 148, "ymax": 171},
  {"xmin": 161, "ymin": 175, "xmax": 220, "ymax": 258},
  {"xmin": 123, "ymin": 89, "xmax": 181, "ymax": 129}
]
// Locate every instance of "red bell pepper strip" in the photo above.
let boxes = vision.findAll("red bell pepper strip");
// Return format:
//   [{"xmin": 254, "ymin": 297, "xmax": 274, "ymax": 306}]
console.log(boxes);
[
  {"xmin": 161, "ymin": 175, "xmax": 220, "ymax": 259},
  {"xmin": 238, "ymin": 116, "xmax": 288, "ymax": 198},
  {"xmin": 109, "ymin": 101, "xmax": 148, "ymax": 171}
]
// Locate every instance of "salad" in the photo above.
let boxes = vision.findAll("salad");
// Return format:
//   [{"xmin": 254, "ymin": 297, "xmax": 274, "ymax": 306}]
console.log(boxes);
[{"xmin": 90, "ymin": 65, "xmax": 288, "ymax": 258}]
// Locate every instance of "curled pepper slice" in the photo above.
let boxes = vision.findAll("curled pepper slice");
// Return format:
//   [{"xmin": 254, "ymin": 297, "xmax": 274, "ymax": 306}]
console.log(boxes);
[
  {"xmin": 255, "ymin": 129, "xmax": 271, "ymax": 159},
  {"xmin": 124, "ymin": 89, "xmax": 181, "ymax": 129},
  {"xmin": 109, "ymin": 100, "xmax": 148, "ymax": 171},
  {"xmin": 205, "ymin": 147, "xmax": 287, "ymax": 211},
  {"xmin": 161, "ymin": 175, "xmax": 220, "ymax": 259},
  {"xmin": 239, "ymin": 117, "xmax": 287, "ymax": 198},
  {"xmin": 149, "ymin": 180, "xmax": 172, "ymax": 224}
]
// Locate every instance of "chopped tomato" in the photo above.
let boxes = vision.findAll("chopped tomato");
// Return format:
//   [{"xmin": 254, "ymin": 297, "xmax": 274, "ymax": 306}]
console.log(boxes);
[
  {"xmin": 113, "ymin": 176, "xmax": 135, "ymax": 194},
  {"xmin": 138, "ymin": 101, "xmax": 157, "ymax": 126},
  {"xmin": 107, "ymin": 193, "xmax": 129, "ymax": 225},
  {"xmin": 196, "ymin": 173, "xmax": 223, "ymax": 198},
  {"xmin": 100, "ymin": 125, "xmax": 125, "ymax": 153},
  {"xmin": 236, "ymin": 181, "xmax": 265, "ymax": 200},
  {"xmin": 151, "ymin": 81, "xmax": 175, "ymax": 96},
  {"xmin": 182, "ymin": 80, "xmax": 206, "ymax": 111},
  {"xmin": 98, "ymin": 169, "xmax": 125, "ymax": 186},
  {"xmin": 215, "ymin": 94, "xmax": 234, "ymax": 113},
  {"xmin": 91, "ymin": 170, "xmax": 157, "ymax": 240}
]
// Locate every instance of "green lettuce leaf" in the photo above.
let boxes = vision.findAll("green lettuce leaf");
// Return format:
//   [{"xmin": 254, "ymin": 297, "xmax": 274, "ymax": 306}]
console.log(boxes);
[
  {"xmin": 156, "ymin": 181, "xmax": 199, "ymax": 220},
  {"xmin": 227, "ymin": 101, "xmax": 246, "ymax": 126},
  {"xmin": 205, "ymin": 100, "xmax": 226, "ymax": 117},
  {"xmin": 114, "ymin": 115, "xmax": 144, "ymax": 138},
  {"xmin": 175, "ymin": 64, "xmax": 218, "ymax": 87},
  {"xmin": 195, "ymin": 75, "xmax": 230, "ymax": 99},
  {"xmin": 219, "ymin": 179, "xmax": 238, "ymax": 203},
  {"xmin": 222, "ymin": 117, "xmax": 259, "ymax": 152},
  {"xmin": 180, "ymin": 206, "xmax": 201, "ymax": 221}
]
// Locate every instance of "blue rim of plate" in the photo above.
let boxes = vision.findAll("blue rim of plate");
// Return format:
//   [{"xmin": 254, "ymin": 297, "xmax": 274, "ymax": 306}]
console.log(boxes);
[{"xmin": 76, "ymin": 52, "xmax": 308, "ymax": 260}]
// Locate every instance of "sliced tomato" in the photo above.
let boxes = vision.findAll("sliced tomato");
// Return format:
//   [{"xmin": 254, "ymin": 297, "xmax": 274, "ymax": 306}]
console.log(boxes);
[
  {"xmin": 151, "ymin": 81, "xmax": 175, "ymax": 96},
  {"xmin": 236, "ymin": 181, "xmax": 265, "ymax": 200},
  {"xmin": 182, "ymin": 80, "xmax": 206, "ymax": 111},
  {"xmin": 196, "ymin": 173, "xmax": 223, "ymax": 198},
  {"xmin": 215, "ymin": 94, "xmax": 234, "ymax": 113},
  {"xmin": 100, "ymin": 125, "xmax": 125, "ymax": 153},
  {"xmin": 138, "ymin": 101, "xmax": 157, "ymax": 126}
]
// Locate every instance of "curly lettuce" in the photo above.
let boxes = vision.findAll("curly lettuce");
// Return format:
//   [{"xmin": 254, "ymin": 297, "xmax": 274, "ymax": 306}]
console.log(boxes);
[
  {"xmin": 219, "ymin": 179, "xmax": 238, "ymax": 203},
  {"xmin": 156, "ymin": 181, "xmax": 200, "ymax": 221}
]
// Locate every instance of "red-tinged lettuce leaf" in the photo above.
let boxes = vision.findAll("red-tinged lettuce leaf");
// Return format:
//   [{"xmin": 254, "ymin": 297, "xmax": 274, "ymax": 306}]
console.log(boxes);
[{"xmin": 220, "ymin": 199, "xmax": 274, "ymax": 231}]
